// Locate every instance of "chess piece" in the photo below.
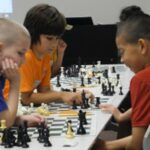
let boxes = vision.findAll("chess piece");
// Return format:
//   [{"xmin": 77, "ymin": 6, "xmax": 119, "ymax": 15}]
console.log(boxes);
[
  {"xmin": 82, "ymin": 111, "xmax": 87, "ymax": 125},
  {"xmin": 23, "ymin": 121, "xmax": 31, "ymax": 142},
  {"xmin": 116, "ymin": 74, "xmax": 120, "ymax": 86},
  {"xmin": 72, "ymin": 100, "xmax": 77, "ymax": 109},
  {"xmin": 2, "ymin": 128, "xmax": 12, "ymax": 148},
  {"xmin": 119, "ymin": 86, "xmax": 123, "ymax": 95},
  {"xmin": 81, "ymin": 90, "xmax": 87, "ymax": 109},
  {"xmin": 87, "ymin": 77, "xmax": 91, "ymax": 84},
  {"xmin": 56, "ymin": 75, "xmax": 61, "ymax": 87},
  {"xmin": 111, "ymin": 66, "xmax": 116, "ymax": 73},
  {"xmin": 0, "ymin": 120, "xmax": 7, "ymax": 131},
  {"xmin": 77, "ymin": 110, "xmax": 86, "ymax": 135},
  {"xmin": 80, "ymin": 76, "xmax": 85, "ymax": 87},
  {"xmin": 95, "ymin": 97, "xmax": 101, "ymax": 107},
  {"xmin": 97, "ymin": 76, "xmax": 101, "ymax": 84},
  {"xmin": 111, "ymin": 85, "xmax": 115, "ymax": 95},
  {"xmin": 16, "ymin": 125, "xmax": 23, "ymax": 146},
  {"xmin": 43, "ymin": 128, "xmax": 52, "ymax": 147},
  {"xmin": 37, "ymin": 122, "xmax": 45, "ymax": 143},
  {"xmin": 66, "ymin": 120, "xmax": 74, "ymax": 139},
  {"xmin": 22, "ymin": 133, "xmax": 29, "ymax": 148}
]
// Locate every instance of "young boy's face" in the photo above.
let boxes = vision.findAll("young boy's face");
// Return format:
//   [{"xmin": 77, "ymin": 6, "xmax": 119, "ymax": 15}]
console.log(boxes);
[
  {"xmin": 0, "ymin": 39, "xmax": 30, "ymax": 67},
  {"xmin": 116, "ymin": 35, "xmax": 144, "ymax": 73},
  {"xmin": 36, "ymin": 34, "xmax": 59, "ymax": 55}
]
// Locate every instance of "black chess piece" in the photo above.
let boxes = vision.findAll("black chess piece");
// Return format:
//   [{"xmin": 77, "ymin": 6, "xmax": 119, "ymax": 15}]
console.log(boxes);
[
  {"xmin": 82, "ymin": 112, "xmax": 87, "ymax": 125},
  {"xmin": 22, "ymin": 133, "xmax": 29, "ymax": 148},
  {"xmin": 81, "ymin": 76, "xmax": 85, "ymax": 87},
  {"xmin": 9, "ymin": 129, "xmax": 16, "ymax": 147},
  {"xmin": 43, "ymin": 128, "xmax": 52, "ymax": 147},
  {"xmin": 111, "ymin": 85, "xmax": 115, "ymax": 95},
  {"xmin": 56, "ymin": 75, "xmax": 61, "ymax": 87},
  {"xmin": 2, "ymin": 128, "xmax": 12, "ymax": 148},
  {"xmin": 16, "ymin": 125, "xmax": 23, "ymax": 146},
  {"xmin": 111, "ymin": 66, "xmax": 116, "ymax": 73},
  {"xmin": 107, "ymin": 82, "xmax": 113, "ymax": 96},
  {"xmin": 95, "ymin": 97, "xmax": 101, "ymax": 107},
  {"xmin": 23, "ymin": 121, "xmax": 31, "ymax": 142},
  {"xmin": 37, "ymin": 122, "xmax": 45, "ymax": 143},
  {"xmin": 97, "ymin": 76, "xmax": 101, "ymax": 84},
  {"xmin": 87, "ymin": 77, "xmax": 91, "ymax": 84},
  {"xmin": 81, "ymin": 90, "xmax": 87, "ymax": 109},
  {"xmin": 116, "ymin": 74, "xmax": 120, "ymax": 86},
  {"xmin": 72, "ymin": 100, "xmax": 77, "ymax": 109},
  {"xmin": 103, "ymin": 69, "xmax": 108, "ymax": 78},
  {"xmin": 119, "ymin": 86, "xmax": 123, "ymax": 95},
  {"xmin": 77, "ymin": 110, "xmax": 86, "ymax": 135}
]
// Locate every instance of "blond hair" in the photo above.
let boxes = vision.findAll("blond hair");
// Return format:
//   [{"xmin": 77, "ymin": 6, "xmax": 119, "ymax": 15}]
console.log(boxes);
[{"xmin": 0, "ymin": 18, "xmax": 30, "ymax": 46}]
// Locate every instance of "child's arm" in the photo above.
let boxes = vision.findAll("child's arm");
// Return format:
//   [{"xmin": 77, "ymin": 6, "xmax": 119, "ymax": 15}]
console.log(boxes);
[
  {"xmin": 0, "ymin": 58, "xmax": 20, "ymax": 127},
  {"xmin": 51, "ymin": 39, "xmax": 67, "ymax": 77},
  {"xmin": 21, "ymin": 86, "xmax": 94, "ymax": 105},
  {"xmin": 103, "ymin": 127, "xmax": 147, "ymax": 150},
  {"xmin": 100, "ymin": 104, "xmax": 131, "ymax": 123},
  {"xmin": 15, "ymin": 114, "xmax": 46, "ymax": 127}
]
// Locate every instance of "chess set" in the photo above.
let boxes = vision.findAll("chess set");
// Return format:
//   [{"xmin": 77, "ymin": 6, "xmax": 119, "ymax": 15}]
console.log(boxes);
[
  {"xmin": 0, "ymin": 64, "xmax": 131, "ymax": 149},
  {"xmin": 51, "ymin": 64, "xmax": 125, "ymax": 92},
  {"xmin": 0, "ymin": 110, "xmax": 97, "ymax": 148}
]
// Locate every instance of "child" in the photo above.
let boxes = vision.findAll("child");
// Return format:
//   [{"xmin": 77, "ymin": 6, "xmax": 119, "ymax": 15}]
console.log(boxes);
[
  {"xmin": 95, "ymin": 11, "xmax": 150, "ymax": 150},
  {"xmin": 20, "ymin": 4, "xmax": 94, "ymax": 105},
  {"xmin": 0, "ymin": 18, "xmax": 45, "ymax": 127},
  {"xmin": 100, "ymin": 5, "xmax": 145, "ymax": 124}
]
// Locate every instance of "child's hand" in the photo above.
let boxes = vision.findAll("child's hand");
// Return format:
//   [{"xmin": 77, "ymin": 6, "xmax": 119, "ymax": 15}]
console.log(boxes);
[
  {"xmin": 99, "ymin": 104, "xmax": 117, "ymax": 114},
  {"xmin": 15, "ymin": 114, "xmax": 47, "ymax": 127},
  {"xmin": 57, "ymin": 39, "xmax": 67, "ymax": 53},
  {"xmin": 61, "ymin": 90, "xmax": 94, "ymax": 105},
  {"xmin": 1, "ymin": 58, "xmax": 19, "ymax": 83}
]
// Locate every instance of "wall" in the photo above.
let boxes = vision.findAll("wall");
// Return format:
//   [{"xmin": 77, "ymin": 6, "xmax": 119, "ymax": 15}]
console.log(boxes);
[{"xmin": 10, "ymin": 0, "xmax": 145, "ymax": 24}]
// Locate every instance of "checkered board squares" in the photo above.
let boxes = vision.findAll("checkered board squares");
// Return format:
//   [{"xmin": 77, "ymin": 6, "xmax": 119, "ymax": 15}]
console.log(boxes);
[
  {"xmin": 28, "ymin": 115, "xmax": 96, "ymax": 138},
  {"xmin": 47, "ymin": 98, "xmax": 109, "ymax": 112},
  {"xmin": 51, "ymin": 76, "xmax": 98, "ymax": 89}
]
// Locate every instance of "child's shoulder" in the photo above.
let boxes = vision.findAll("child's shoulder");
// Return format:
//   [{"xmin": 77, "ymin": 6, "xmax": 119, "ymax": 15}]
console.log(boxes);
[{"xmin": 133, "ymin": 66, "xmax": 150, "ymax": 83}]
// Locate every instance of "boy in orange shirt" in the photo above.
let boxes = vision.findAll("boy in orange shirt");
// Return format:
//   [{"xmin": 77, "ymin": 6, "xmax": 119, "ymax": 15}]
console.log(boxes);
[{"xmin": 20, "ymin": 4, "xmax": 94, "ymax": 105}]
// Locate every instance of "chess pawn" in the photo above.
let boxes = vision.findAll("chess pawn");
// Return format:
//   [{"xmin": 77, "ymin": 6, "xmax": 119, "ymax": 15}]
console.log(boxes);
[
  {"xmin": 66, "ymin": 122, "xmax": 74, "ymax": 139},
  {"xmin": 0, "ymin": 120, "xmax": 7, "ymax": 131}
]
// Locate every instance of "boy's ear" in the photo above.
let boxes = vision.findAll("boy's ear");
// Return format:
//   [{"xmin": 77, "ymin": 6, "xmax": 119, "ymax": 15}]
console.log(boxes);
[{"xmin": 138, "ymin": 39, "xmax": 148, "ymax": 55}]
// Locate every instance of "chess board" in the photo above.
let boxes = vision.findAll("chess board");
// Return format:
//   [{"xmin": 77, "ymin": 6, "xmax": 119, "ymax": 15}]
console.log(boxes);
[
  {"xmin": 11, "ymin": 115, "xmax": 96, "ymax": 139},
  {"xmin": 51, "ymin": 64, "xmax": 127, "ymax": 90}
]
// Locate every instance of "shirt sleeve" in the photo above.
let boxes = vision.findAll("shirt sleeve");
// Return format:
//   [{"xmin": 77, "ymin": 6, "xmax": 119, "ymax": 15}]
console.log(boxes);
[{"xmin": 130, "ymin": 76, "xmax": 150, "ymax": 127}]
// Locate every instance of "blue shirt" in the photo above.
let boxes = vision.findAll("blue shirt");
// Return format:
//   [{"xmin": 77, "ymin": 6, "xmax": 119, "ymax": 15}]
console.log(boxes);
[{"xmin": 0, "ymin": 75, "xmax": 8, "ymax": 112}]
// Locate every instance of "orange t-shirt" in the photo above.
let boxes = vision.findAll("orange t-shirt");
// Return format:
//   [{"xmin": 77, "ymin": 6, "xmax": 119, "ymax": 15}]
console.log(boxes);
[
  {"xmin": 3, "ymin": 49, "xmax": 51, "ymax": 99},
  {"xmin": 20, "ymin": 49, "xmax": 51, "ymax": 92}
]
